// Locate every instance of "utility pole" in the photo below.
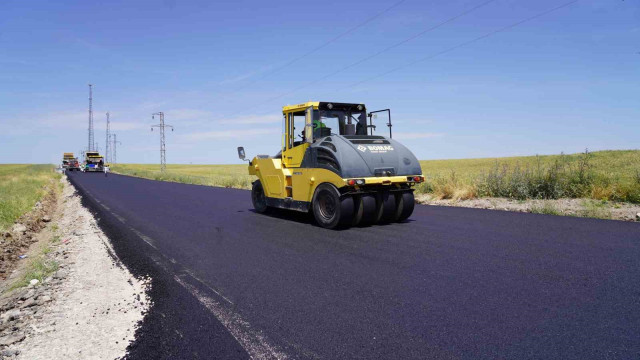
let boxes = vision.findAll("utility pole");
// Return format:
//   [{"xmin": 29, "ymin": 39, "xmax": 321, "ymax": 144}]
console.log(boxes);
[
  {"xmin": 151, "ymin": 112, "xmax": 174, "ymax": 172},
  {"xmin": 88, "ymin": 84, "xmax": 94, "ymax": 151},
  {"xmin": 112, "ymin": 134, "xmax": 122, "ymax": 164},
  {"xmin": 105, "ymin": 112, "xmax": 111, "ymax": 163}
]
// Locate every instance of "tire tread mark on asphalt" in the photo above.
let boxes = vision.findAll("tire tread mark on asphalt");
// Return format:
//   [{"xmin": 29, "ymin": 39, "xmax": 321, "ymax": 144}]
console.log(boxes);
[
  {"xmin": 125, "ymin": 225, "xmax": 236, "ymax": 305},
  {"xmin": 174, "ymin": 275, "xmax": 290, "ymax": 360}
]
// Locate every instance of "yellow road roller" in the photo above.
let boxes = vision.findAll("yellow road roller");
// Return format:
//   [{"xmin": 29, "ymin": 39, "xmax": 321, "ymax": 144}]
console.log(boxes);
[{"xmin": 238, "ymin": 101, "xmax": 424, "ymax": 229}]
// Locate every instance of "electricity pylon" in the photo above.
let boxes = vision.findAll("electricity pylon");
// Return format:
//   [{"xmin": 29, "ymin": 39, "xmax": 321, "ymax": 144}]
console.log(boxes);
[
  {"xmin": 88, "ymin": 84, "xmax": 94, "ymax": 151},
  {"xmin": 112, "ymin": 134, "xmax": 122, "ymax": 164},
  {"xmin": 151, "ymin": 112, "xmax": 174, "ymax": 172},
  {"xmin": 105, "ymin": 112, "xmax": 111, "ymax": 163}
]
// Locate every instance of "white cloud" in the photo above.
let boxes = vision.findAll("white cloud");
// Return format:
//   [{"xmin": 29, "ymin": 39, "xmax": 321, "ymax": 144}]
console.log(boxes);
[
  {"xmin": 38, "ymin": 111, "xmax": 87, "ymax": 128},
  {"xmin": 0, "ymin": 108, "xmax": 149, "ymax": 134},
  {"xmin": 215, "ymin": 63, "xmax": 276, "ymax": 85},
  {"xmin": 179, "ymin": 128, "xmax": 278, "ymax": 141},
  {"xmin": 217, "ymin": 72, "xmax": 259, "ymax": 85},
  {"xmin": 393, "ymin": 132, "xmax": 444, "ymax": 140},
  {"xmin": 218, "ymin": 114, "xmax": 281, "ymax": 125},
  {"xmin": 164, "ymin": 108, "xmax": 213, "ymax": 121}
]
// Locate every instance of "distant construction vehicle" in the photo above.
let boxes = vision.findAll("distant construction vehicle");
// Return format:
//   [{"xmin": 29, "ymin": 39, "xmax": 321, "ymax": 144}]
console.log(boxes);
[
  {"xmin": 84, "ymin": 151, "xmax": 105, "ymax": 172},
  {"xmin": 239, "ymin": 101, "xmax": 424, "ymax": 229},
  {"xmin": 62, "ymin": 153, "xmax": 81, "ymax": 171}
]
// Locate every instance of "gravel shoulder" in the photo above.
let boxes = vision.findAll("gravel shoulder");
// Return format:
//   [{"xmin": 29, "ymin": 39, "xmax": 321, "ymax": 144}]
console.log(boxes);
[
  {"xmin": 416, "ymin": 194, "xmax": 640, "ymax": 221},
  {"xmin": 0, "ymin": 177, "xmax": 149, "ymax": 359}
]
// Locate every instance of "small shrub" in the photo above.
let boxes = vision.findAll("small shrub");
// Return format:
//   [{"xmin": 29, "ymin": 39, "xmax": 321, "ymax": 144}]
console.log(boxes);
[
  {"xmin": 11, "ymin": 255, "xmax": 58, "ymax": 289},
  {"xmin": 579, "ymin": 200, "xmax": 612, "ymax": 220},
  {"xmin": 430, "ymin": 172, "xmax": 478, "ymax": 200},
  {"xmin": 530, "ymin": 201, "xmax": 561, "ymax": 216},
  {"xmin": 452, "ymin": 185, "xmax": 477, "ymax": 200}
]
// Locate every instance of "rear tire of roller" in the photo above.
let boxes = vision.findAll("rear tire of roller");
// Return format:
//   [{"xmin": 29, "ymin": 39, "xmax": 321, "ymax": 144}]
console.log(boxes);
[
  {"xmin": 352, "ymin": 195, "xmax": 363, "ymax": 226},
  {"xmin": 395, "ymin": 191, "xmax": 415, "ymax": 222},
  {"xmin": 375, "ymin": 191, "xmax": 396, "ymax": 224},
  {"xmin": 358, "ymin": 194, "xmax": 378, "ymax": 226}
]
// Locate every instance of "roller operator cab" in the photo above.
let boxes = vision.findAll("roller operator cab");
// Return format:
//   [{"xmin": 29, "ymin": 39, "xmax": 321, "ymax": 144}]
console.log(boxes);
[{"xmin": 239, "ymin": 101, "xmax": 424, "ymax": 229}]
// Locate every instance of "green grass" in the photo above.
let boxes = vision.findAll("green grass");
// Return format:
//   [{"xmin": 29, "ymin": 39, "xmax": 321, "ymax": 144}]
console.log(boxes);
[
  {"xmin": 10, "ymin": 245, "xmax": 59, "ymax": 290},
  {"xmin": 417, "ymin": 150, "xmax": 640, "ymax": 203},
  {"xmin": 579, "ymin": 199, "xmax": 613, "ymax": 220},
  {"xmin": 530, "ymin": 201, "xmax": 561, "ymax": 216},
  {"xmin": 111, "ymin": 149, "xmax": 640, "ymax": 204},
  {"xmin": 0, "ymin": 164, "xmax": 59, "ymax": 232},
  {"xmin": 8, "ymin": 222, "xmax": 62, "ymax": 291},
  {"xmin": 111, "ymin": 164, "xmax": 253, "ymax": 189}
]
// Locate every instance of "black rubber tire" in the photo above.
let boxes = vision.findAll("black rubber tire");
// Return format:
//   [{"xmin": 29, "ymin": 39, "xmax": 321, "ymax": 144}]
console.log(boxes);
[
  {"xmin": 251, "ymin": 180, "xmax": 269, "ymax": 214},
  {"xmin": 312, "ymin": 184, "xmax": 353, "ymax": 229},
  {"xmin": 357, "ymin": 194, "xmax": 378, "ymax": 226},
  {"xmin": 375, "ymin": 191, "xmax": 396, "ymax": 224},
  {"xmin": 352, "ymin": 195, "xmax": 363, "ymax": 227},
  {"xmin": 394, "ymin": 191, "xmax": 415, "ymax": 222}
]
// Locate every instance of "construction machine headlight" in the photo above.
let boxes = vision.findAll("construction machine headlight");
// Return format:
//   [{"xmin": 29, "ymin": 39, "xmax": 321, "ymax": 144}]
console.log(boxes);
[
  {"xmin": 327, "ymin": 103, "xmax": 333, "ymax": 109},
  {"xmin": 357, "ymin": 105, "xmax": 363, "ymax": 110},
  {"xmin": 347, "ymin": 179, "xmax": 365, "ymax": 186}
]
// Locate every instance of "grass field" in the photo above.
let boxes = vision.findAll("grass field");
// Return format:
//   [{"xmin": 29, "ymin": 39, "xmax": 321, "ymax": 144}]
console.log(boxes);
[
  {"xmin": 111, "ymin": 149, "xmax": 640, "ymax": 204},
  {"xmin": 0, "ymin": 165, "xmax": 59, "ymax": 232}
]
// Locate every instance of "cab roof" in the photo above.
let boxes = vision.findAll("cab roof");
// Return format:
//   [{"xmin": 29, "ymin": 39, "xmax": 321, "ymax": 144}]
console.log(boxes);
[{"xmin": 282, "ymin": 101, "xmax": 365, "ymax": 113}]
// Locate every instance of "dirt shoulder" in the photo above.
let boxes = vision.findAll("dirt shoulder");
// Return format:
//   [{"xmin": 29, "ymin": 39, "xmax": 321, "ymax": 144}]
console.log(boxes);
[
  {"xmin": 0, "ymin": 177, "xmax": 149, "ymax": 359},
  {"xmin": 416, "ymin": 194, "xmax": 640, "ymax": 222},
  {"xmin": 0, "ymin": 181, "xmax": 59, "ymax": 280}
]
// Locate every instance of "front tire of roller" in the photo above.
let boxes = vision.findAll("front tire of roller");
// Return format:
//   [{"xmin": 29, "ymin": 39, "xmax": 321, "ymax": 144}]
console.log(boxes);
[
  {"xmin": 313, "ymin": 183, "xmax": 353, "ymax": 229},
  {"xmin": 394, "ymin": 191, "xmax": 415, "ymax": 222},
  {"xmin": 251, "ymin": 180, "xmax": 269, "ymax": 214}
]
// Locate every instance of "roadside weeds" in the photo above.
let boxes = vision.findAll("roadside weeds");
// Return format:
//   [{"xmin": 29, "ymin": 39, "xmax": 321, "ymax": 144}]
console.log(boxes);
[
  {"xmin": 0, "ymin": 176, "xmax": 150, "ymax": 359},
  {"xmin": 416, "ymin": 194, "xmax": 640, "ymax": 222}
]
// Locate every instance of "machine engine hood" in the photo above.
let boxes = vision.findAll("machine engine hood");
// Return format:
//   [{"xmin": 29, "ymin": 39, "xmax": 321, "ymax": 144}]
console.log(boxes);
[{"xmin": 305, "ymin": 135, "xmax": 422, "ymax": 178}]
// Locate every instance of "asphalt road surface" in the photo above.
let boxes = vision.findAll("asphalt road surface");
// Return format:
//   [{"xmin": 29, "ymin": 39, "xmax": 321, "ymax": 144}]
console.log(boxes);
[{"xmin": 67, "ymin": 172, "xmax": 640, "ymax": 360}]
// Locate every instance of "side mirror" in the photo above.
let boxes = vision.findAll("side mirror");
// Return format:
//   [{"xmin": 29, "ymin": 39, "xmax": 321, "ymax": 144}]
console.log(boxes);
[{"xmin": 237, "ymin": 147, "xmax": 246, "ymax": 161}]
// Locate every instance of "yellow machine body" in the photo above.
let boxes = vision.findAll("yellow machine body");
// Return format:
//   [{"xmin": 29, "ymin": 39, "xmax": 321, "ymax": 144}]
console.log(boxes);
[{"xmin": 246, "ymin": 102, "xmax": 424, "ymax": 217}]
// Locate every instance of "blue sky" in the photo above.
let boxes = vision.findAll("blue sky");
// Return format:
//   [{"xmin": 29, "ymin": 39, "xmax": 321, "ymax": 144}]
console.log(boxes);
[{"xmin": 0, "ymin": 0, "xmax": 638, "ymax": 164}]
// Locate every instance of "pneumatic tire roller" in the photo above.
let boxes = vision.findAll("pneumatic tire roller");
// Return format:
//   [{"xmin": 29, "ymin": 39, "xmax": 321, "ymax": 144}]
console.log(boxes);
[{"xmin": 239, "ymin": 101, "xmax": 424, "ymax": 229}]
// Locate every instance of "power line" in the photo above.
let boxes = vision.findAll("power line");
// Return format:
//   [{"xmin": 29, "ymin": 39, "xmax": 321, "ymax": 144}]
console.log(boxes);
[
  {"xmin": 347, "ymin": 0, "xmax": 580, "ymax": 88},
  {"xmin": 232, "ymin": 0, "xmax": 578, "ymax": 119},
  {"xmin": 227, "ymin": 0, "xmax": 408, "ymax": 95},
  {"xmin": 232, "ymin": 0, "xmax": 498, "ymax": 117}
]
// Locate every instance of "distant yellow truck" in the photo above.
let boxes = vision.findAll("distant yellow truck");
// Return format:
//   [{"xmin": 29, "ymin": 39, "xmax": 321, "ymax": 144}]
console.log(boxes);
[{"xmin": 62, "ymin": 153, "xmax": 80, "ymax": 171}]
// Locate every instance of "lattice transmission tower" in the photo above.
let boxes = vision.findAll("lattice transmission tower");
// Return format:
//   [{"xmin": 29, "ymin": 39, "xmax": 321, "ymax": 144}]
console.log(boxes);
[
  {"xmin": 151, "ymin": 112, "xmax": 174, "ymax": 172},
  {"xmin": 87, "ymin": 84, "xmax": 95, "ymax": 151},
  {"xmin": 112, "ymin": 134, "xmax": 122, "ymax": 164},
  {"xmin": 105, "ymin": 112, "xmax": 111, "ymax": 163}
]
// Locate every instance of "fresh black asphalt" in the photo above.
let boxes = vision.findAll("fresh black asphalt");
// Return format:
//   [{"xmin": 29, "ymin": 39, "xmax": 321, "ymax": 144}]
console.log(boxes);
[{"xmin": 67, "ymin": 172, "xmax": 640, "ymax": 360}]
